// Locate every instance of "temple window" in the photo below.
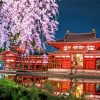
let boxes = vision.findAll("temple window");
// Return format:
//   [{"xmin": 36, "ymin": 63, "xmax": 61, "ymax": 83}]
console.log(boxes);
[
  {"xmin": 6, "ymin": 58, "xmax": 15, "ymax": 62},
  {"xmin": 96, "ymin": 84, "xmax": 100, "ymax": 94},
  {"xmin": 36, "ymin": 65, "xmax": 40, "ymax": 70},
  {"xmin": 49, "ymin": 56, "xmax": 54, "ymax": 68},
  {"xmin": 73, "ymin": 46, "xmax": 78, "ymax": 49},
  {"xmin": 73, "ymin": 46, "xmax": 84, "ymax": 50},
  {"xmin": 72, "ymin": 54, "xmax": 83, "ymax": 68},
  {"xmin": 20, "ymin": 64, "xmax": 23, "ymax": 68},
  {"xmin": 68, "ymin": 46, "xmax": 71, "ymax": 49},
  {"xmin": 55, "ymin": 56, "xmax": 60, "ymax": 58},
  {"xmin": 62, "ymin": 56, "xmax": 66, "ymax": 58},
  {"xmin": 96, "ymin": 59, "xmax": 100, "ymax": 69},
  {"xmin": 87, "ymin": 45, "xmax": 95, "ymax": 50},
  {"xmin": 16, "ymin": 63, "xmax": 19, "ymax": 69},
  {"xmin": 10, "ymin": 62, "xmax": 15, "ymax": 68},
  {"xmin": 79, "ymin": 46, "xmax": 84, "ymax": 49},
  {"xmin": 55, "ymin": 55, "xmax": 70, "ymax": 58},
  {"xmin": 24, "ymin": 64, "xmax": 28, "ymax": 69},
  {"xmin": 30, "ymin": 65, "xmax": 34, "ymax": 70},
  {"xmin": 63, "ymin": 46, "xmax": 71, "ymax": 51},
  {"xmin": 55, "ymin": 59, "xmax": 61, "ymax": 68},
  {"xmin": 84, "ymin": 55, "xmax": 94, "ymax": 58},
  {"xmin": 72, "ymin": 83, "xmax": 83, "ymax": 98},
  {"xmin": 23, "ymin": 77, "xmax": 27, "ymax": 80},
  {"xmin": 84, "ymin": 83, "xmax": 95, "ymax": 94}
]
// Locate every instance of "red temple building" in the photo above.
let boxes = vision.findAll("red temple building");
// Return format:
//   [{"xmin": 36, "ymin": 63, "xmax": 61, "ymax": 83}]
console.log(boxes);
[
  {"xmin": 0, "ymin": 29, "xmax": 100, "ymax": 71},
  {"xmin": 5, "ymin": 74, "xmax": 100, "ymax": 98},
  {"xmin": 48, "ymin": 77, "xmax": 100, "ymax": 98},
  {"xmin": 0, "ymin": 48, "xmax": 48, "ymax": 71},
  {"xmin": 48, "ymin": 29, "xmax": 100, "ymax": 71}
]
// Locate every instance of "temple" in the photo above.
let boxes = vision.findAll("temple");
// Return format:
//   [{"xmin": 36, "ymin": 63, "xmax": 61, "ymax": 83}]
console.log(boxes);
[
  {"xmin": 0, "ymin": 48, "xmax": 48, "ymax": 71},
  {"xmin": 1, "ymin": 29, "xmax": 100, "ymax": 71},
  {"xmin": 48, "ymin": 29, "xmax": 100, "ymax": 70}
]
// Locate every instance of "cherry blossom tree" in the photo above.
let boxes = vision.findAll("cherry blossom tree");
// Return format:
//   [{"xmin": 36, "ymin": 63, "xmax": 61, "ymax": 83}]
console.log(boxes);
[{"xmin": 0, "ymin": 0, "xmax": 59, "ymax": 54}]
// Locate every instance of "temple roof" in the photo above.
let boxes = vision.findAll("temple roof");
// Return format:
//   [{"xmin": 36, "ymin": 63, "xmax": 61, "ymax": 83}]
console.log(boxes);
[
  {"xmin": 48, "ymin": 50, "xmax": 100, "ymax": 55},
  {"xmin": 56, "ymin": 30, "xmax": 100, "ymax": 42},
  {"xmin": 1, "ymin": 50, "xmax": 17, "ymax": 56}
]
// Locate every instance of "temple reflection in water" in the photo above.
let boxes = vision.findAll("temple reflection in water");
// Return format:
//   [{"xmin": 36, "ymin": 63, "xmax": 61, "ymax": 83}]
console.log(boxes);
[{"xmin": 2, "ymin": 74, "xmax": 100, "ymax": 97}]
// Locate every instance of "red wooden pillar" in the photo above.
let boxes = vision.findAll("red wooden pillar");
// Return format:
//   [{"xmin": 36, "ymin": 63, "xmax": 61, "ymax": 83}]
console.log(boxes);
[
  {"xmin": 48, "ymin": 55, "xmax": 50, "ymax": 69},
  {"xmin": 22, "ymin": 63, "xmax": 24, "ymax": 70},
  {"xmin": 4, "ymin": 61, "xmax": 6, "ymax": 70},
  {"xmin": 28, "ymin": 64, "xmax": 30, "ymax": 70},
  {"xmin": 41, "ymin": 58, "xmax": 43, "ymax": 71},
  {"xmin": 18, "ymin": 62, "xmax": 20, "ymax": 70},
  {"xmin": 19, "ymin": 62, "xmax": 21, "ymax": 70},
  {"xmin": 33, "ymin": 76, "xmax": 35, "ymax": 83},
  {"xmin": 54, "ymin": 56, "xmax": 55, "ymax": 68},
  {"xmin": 40, "ymin": 65, "xmax": 42, "ymax": 71},
  {"xmin": 10, "ymin": 62, "xmax": 12, "ymax": 69},
  {"xmin": 13, "ymin": 61, "xmax": 15, "ymax": 69},
  {"xmin": 95, "ymin": 58, "xmax": 97, "ymax": 70},
  {"xmin": 60, "ymin": 58, "xmax": 62, "ymax": 68},
  {"xmin": 61, "ymin": 58, "xmax": 62, "ymax": 69},
  {"xmin": 13, "ymin": 56, "xmax": 15, "ymax": 69},
  {"xmin": 39, "ymin": 65, "xmax": 40, "ymax": 71},
  {"xmin": 55, "ymin": 56, "xmax": 56, "ymax": 68},
  {"xmin": 28, "ymin": 75, "xmax": 30, "ymax": 81},
  {"xmin": 39, "ymin": 76, "xmax": 42, "ymax": 84},
  {"xmin": 34, "ymin": 60, "xmax": 36, "ymax": 71}
]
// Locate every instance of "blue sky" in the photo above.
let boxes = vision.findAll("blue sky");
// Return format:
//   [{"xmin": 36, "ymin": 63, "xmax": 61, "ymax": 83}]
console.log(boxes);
[
  {"xmin": 47, "ymin": 0, "xmax": 100, "ymax": 51},
  {"xmin": 55, "ymin": 0, "xmax": 100, "ymax": 39}
]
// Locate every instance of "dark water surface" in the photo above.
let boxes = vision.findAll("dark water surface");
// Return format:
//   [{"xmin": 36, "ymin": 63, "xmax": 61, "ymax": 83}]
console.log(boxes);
[
  {"xmin": 0, "ymin": 73, "xmax": 100, "ymax": 96},
  {"xmin": 1, "ymin": 72, "xmax": 100, "ymax": 100}
]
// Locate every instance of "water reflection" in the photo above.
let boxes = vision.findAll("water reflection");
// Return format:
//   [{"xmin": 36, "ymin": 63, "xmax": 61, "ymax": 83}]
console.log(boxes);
[
  {"xmin": 0, "ymin": 73, "xmax": 4, "ymax": 79},
  {"xmin": 1, "ymin": 73, "xmax": 100, "ymax": 98},
  {"xmin": 5, "ymin": 74, "xmax": 47, "ymax": 87}
]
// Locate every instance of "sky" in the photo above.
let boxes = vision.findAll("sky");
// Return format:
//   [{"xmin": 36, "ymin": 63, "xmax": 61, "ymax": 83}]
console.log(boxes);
[
  {"xmin": 47, "ymin": 0, "xmax": 100, "ymax": 51},
  {"xmin": 55, "ymin": 0, "xmax": 100, "ymax": 39}
]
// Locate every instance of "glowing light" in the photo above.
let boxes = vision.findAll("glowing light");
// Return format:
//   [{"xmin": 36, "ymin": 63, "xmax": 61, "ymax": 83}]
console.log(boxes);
[{"xmin": 6, "ymin": 59, "xmax": 14, "ymax": 62}]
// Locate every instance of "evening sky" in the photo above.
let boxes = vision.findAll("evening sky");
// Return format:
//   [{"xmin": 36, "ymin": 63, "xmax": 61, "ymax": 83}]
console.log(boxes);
[{"xmin": 47, "ymin": 0, "xmax": 100, "ymax": 51}]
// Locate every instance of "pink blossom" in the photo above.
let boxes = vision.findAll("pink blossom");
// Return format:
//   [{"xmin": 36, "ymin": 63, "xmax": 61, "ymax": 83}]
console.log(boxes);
[{"xmin": 0, "ymin": 0, "xmax": 59, "ymax": 54}]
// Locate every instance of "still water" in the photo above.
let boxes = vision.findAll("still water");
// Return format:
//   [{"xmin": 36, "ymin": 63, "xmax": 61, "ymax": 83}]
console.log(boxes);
[{"xmin": 0, "ymin": 73, "xmax": 100, "ymax": 99}]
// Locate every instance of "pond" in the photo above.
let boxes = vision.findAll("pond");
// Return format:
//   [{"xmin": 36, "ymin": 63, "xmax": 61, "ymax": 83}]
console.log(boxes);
[{"xmin": 0, "ymin": 72, "xmax": 100, "ymax": 99}]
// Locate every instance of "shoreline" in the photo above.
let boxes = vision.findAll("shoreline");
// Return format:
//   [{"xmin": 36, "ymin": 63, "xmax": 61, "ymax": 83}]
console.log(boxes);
[{"xmin": 0, "ymin": 69, "xmax": 100, "ymax": 79}]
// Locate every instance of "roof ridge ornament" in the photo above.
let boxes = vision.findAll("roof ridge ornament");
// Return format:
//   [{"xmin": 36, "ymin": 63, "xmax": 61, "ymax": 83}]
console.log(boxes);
[
  {"xmin": 67, "ymin": 30, "xmax": 69, "ymax": 33},
  {"xmin": 92, "ymin": 29, "xmax": 96, "ymax": 38},
  {"xmin": 92, "ymin": 29, "xmax": 96, "ymax": 33},
  {"xmin": 64, "ymin": 30, "xmax": 70, "ymax": 41}
]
